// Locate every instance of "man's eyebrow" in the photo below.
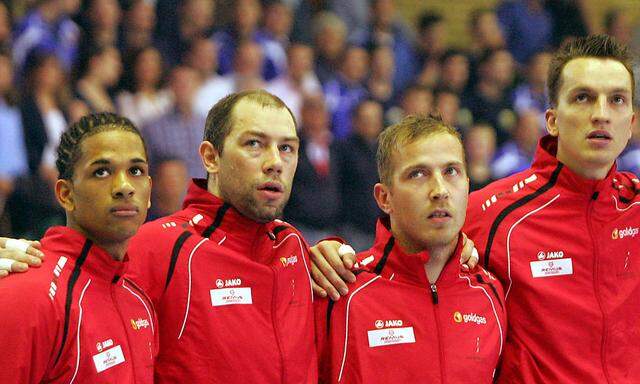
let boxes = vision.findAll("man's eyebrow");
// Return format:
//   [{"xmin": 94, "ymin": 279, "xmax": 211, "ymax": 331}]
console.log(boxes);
[
  {"xmin": 89, "ymin": 157, "xmax": 148, "ymax": 166},
  {"xmin": 242, "ymin": 130, "xmax": 300, "ymax": 143}
]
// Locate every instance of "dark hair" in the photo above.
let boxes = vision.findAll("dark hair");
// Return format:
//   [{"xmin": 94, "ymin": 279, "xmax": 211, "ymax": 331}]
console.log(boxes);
[
  {"xmin": 204, "ymin": 89, "xmax": 296, "ymax": 155},
  {"xmin": 418, "ymin": 11, "xmax": 443, "ymax": 32},
  {"xmin": 56, "ymin": 112, "xmax": 146, "ymax": 180},
  {"xmin": 547, "ymin": 34, "xmax": 634, "ymax": 107},
  {"xmin": 120, "ymin": 45, "xmax": 164, "ymax": 93}
]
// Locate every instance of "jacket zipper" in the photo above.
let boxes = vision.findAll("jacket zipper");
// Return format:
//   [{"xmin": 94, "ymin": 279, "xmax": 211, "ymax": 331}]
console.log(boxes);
[
  {"xmin": 430, "ymin": 283, "xmax": 446, "ymax": 383},
  {"xmin": 271, "ymin": 267, "xmax": 287, "ymax": 383},
  {"xmin": 587, "ymin": 193, "xmax": 611, "ymax": 383}
]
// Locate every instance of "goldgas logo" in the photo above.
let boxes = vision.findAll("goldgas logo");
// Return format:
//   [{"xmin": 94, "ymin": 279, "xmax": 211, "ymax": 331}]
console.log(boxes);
[
  {"xmin": 612, "ymin": 227, "xmax": 639, "ymax": 240},
  {"xmin": 130, "ymin": 318, "xmax": 150, "ymax": 330},
  {"xmin": 453, "ymin": 311, "xmax": 463, "ymax": 323},
  {"xmin": 280, "ymin": 255, "xmax": 298, "ymax": 267},
  {"xmin": 453, "ymin": 311, "xmax": 486, "ymax": 325}
]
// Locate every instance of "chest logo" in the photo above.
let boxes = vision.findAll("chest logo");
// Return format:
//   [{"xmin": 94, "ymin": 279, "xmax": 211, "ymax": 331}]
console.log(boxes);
[
  {"xmin": 130, "ymin": 318, "xmax": 150, "ymax": 330},
  {"xmin": 367, "ymin": 327, "xmax": 415, "ymax": 348},
  {"xmin": 612, "ymin": 227, "xmax": 639, "ymax": 240},
  {"xmin": 280, "ymin": 255, "xmax": 298, "ymax": 267},
  {"xmin": 530, "ymin": 258, "xmax": 573, "ymax": 278},
  {"xmin": 210, "ymin": 287, "xmax": 253, "ymax": 306},
  {"xmin": 453, "ymin": 311, "xmax": 487, "ymax": 325},
  {"xmin": 93, "ymin": 345, "xmax": 125, "ymax": 373}
]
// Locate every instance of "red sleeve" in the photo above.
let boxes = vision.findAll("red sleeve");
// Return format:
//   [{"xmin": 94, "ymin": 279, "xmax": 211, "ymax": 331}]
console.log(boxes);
[
  {"xmin": 314, "ymin": 296, "xmax": 332, "ymax": 384},
  {"xmin": 0, "ymin": 277, "xmax": 60, "ymax": 384}
]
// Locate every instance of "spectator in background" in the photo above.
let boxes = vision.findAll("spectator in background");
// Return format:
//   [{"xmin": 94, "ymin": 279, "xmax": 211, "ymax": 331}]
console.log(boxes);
[
  {"xmin": 188, "ymin": 36, "xmax": 233, "ymax": 117},
  {"xmin": 0, "ymin": 3, "xmax": 12, "ymax": 54},
  {"xmin": 604, "ymin": 9, "xmax": 632, "ymax": 47},
  {"xmin": 79, "ymin": 0, "xmax": 121, "ymax": 51},
  {"xmin": 462, "ymin": 48, "xmax": 516, "ymax": 145},
  {"xmin": 256, "ymin": 1, "xmax": 294, "ymax": 79},
  {"xmin": 415, "ymin": 11, "xmax": 446, "ymax": 71},
  {"xmin": 324, "ymin": 45, "xmax": 369, "ymax": 139},
  {"xmin": 149, "ymin": 156, "xmax": 189, "ymax": 220},
  {"xmin": 12, "ymin": 0, "xmax": 80, "ymax": 72},
  {"xmin": 330, "ymin": 0, "xmax": 369, "ymax": 40},
  {"xmin": 284, "ymin": 96, "xmax": 339, "ymax": 244},
  {"xmin": 513, "ymin": 50, "xmax": 551, "ymax": 120},
  {"xmin": 464, "ymin": 123, "xmax": 497, "ymax": 191},
  {"xmin": 266, "ymin": 43, "xmax": 322, "ymax": 122},
  {"xmin": 438, "ymin": 49, "xmax": 470, "ymax": 96},
  {"xmin": 491, "ymin": 109, "xmax": 541, "ymax": 178},
  {"xmin": 497, "ymin": 0, "xmax": 552, "ymax": 65},
  {"xmin": 157, "ymin": 0, "xmax": 215, "ymax": 67},
  {"xmin": 9, "ymin": 50, "xmax": 68, "ymax": 237},
  {"xmin": 74, "ymin": 44, "xmax": 121, "ymax": 112},
  {"xmin": 617, "ymin": 118, "xmax": 640, "ymax": 175},
  {"xmin": 118, "ymin": 0, "xmax": 157, "ymax": 54},
  {"xmin": 312, "ymin": 11, "xmax": 348, "ymax": 85},
  {"xmin": 143, "ymin": 65, "xmax": 205, "ymax": 178},
  {"xmin": 352, "ymin": 0, "xmax": 416, "ymax": 91},
  {"xmin": 469, "ymin": 8, "xmax": 505, "ymax": 55},
  {"xmin": 545, "ymin": 0, "xmax": 590, "ymax": 47},
  {"xmin": 387, "ymin": 83, "xmax": 432, "ymax": 125},
  {"xmin": 435, "ymin": 88, "xmax": 462, "ymax": 128},
  {"xmin": 334, "ymin": 99, "xmax": 384, "ymax": 251},
  {"xmin": 116, "ymin": 46, "xmax": 172, "ymax": 127},
  {"xmin": 366, "ymin": 44, "xmax": 396, "ymax": 111},
  {"xmin": 0, "ymin": 53, "xmax": 28, "ymax": 234}
]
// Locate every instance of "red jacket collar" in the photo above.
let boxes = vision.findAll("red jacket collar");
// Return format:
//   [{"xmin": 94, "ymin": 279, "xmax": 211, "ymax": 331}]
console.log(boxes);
[
  {"xmin": 363, "ymin": 218, "xmax": 464, "ymax": 288},
  {"xmin": 41, "ymin": 226, "xmax": 128, "ymax": 281},
  {"xmin": 532, "ymin": 135, "xmax": 617, "ymax": 201},
  {"xmin": 180, "ymin": 179, "xmax": 282, "ymax": 258}
]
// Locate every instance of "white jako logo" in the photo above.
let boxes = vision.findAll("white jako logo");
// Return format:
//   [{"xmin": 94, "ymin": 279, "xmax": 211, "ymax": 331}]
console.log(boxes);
[
  {"xmin": 375, "ymin": 320, "xmax": 384, "ymax": 329},
  {"xmin": 216, "ymin": 279, "xmax": 224, "ymax": 288},
  {"xmin": 537, "ymin": 251, "xmax": 564, "ymax": 260}
]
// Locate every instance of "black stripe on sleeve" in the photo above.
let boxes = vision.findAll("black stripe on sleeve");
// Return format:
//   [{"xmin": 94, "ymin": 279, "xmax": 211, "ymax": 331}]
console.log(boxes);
[
  {"xmin": 483, "ymin": 164, "xmax": 563, "ymax": 270},
  {"xmin": 372, "ymin": 237, "xmax": 395, "ymax": 275},
  {"xmin": 164, "ymin": 231, "xmax": 193, "ymax": 292},
  {"xmin": 54, "ymin": 239, "xmax": 92, "ymax": 365},
  {"xmin": 201, "ymin": 203, "xmax": 231, "ymax": 238}
]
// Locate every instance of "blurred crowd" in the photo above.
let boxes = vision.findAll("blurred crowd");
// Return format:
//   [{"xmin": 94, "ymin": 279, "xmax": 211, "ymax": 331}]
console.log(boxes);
[{"xmin": 0, "ymin": 0, "xmax": 639, "ymax": 248}]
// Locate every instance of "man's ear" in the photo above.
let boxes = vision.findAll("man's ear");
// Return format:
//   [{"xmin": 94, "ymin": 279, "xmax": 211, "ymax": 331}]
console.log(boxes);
[
  {"xmin": 199, "ymin": 141, "xmax": 220, "ymax": 176},
  {"xmin": 55, "ymin": 179, "xmax": 75, "ymax": 211},
  {"xmin": 545, "ymin": 108, "xmax": 559, "ymax": 137},
  {"xmin": 147, "ymin": 176, "xmax": 152, "ymax": 209},
  {"xmin": 374, "ymin": 183, "xmax": 392, "ymax": 215}
]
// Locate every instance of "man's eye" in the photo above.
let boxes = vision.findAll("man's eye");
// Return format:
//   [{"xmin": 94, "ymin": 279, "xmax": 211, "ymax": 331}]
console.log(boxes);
[
  {"xmin": 130, "ymin": 167, "xmax": 144, "ymax": 176},
  {"xmin": 94, "ymin": 168, "xmax": 110, "ymax": 177},
  {"xmin": 575, "ymin": 93, "xmax": 589, "ymax": 102},
  {"xmin": 444, "ymin": 167, "xmax": 459, "ymax": 177},
  {"xmin": 409, "ymin": 170, "xmax": 424, "ymax": 178},
  {"xmin": 612, "ymin": 95, "xmax": 626, "ymax": 105},
  {"xmin": 246, "ymin": 139, "xmax": 261, "ymax": 148},
  {"xmin": 280, "ymin": 144, "xmax": 296, "ymax": 153}
]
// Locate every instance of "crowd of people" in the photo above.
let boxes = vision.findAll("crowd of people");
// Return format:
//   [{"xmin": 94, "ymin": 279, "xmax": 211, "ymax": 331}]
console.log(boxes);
[{"xmin": 0, "ymin": 0, "xmax": 639, "ymax": 247}]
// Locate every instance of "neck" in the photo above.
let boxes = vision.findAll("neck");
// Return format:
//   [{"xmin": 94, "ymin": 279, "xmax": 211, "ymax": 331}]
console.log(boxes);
[
  {"xmin": 424, "ymin": 238, "xmax": 457, "ymax": 283},
  {"xmin": 67, "ymin": 222, "xmax": 127, "ymax": 261}
]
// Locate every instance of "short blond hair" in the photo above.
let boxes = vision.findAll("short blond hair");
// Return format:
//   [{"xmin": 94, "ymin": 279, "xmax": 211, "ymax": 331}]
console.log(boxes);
[{"xmin": 377, "ymin": 114, "xmax": 463, "ymax": 185}]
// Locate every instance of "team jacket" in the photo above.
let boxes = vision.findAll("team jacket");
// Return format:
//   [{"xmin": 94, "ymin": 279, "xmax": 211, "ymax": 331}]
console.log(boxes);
[
  {"xmin": 315, "ymin": 218, "xmax": 506, "ymax": 383},
  {"xmin": 464, "ymin": 135, "xmax": 640, "ymax": 383},
  {"xmin": 127, "ymin": 179, "xmax": 318, "ymax": 383},
  {"xmin": 0, "ymin": 226, "xmax": 158, "ymax": 384}
]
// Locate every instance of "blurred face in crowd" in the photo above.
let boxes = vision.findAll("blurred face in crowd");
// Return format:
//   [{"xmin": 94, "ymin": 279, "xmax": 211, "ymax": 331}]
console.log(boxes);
[
  {"xmin": 0, "ymin": 55, "xmax": 13, "ymax": 95},
  {"xmin": 89, "ymin": 0, "xmax": 121, "ymax": 31},
  {"xmin": 181, "ymin": 0, "xmax": 215, "ymax": 35},
  {"xmin": 264, "ymin": 2, "xmax": 292, "ymax": 38},
  {"xmin": 56, "ymin": 130, "xmax": 151, "ymax": 256},
  {"xmin": 372, "ymin": 0, "xmax": 395, "ymax": 28},
  {"xmin": 287, "ymin": 44, "xmax": 314, "ymax": 81},
  {"xmin": 301, "ymin": 96, "xmax": 330, "ymax": 138},
  {"xmin": 341, "ymin": 47, "xmax": 369, "ymax": 83},
  {"xmin": 205, "ymin": 98, "xmax": 299, "ymax": 223},
  {"xmin": 546, "ymin": 57, "xmax": 635, "ymax": 179},
  {"xmin": 435, "ymin": 91, "xmax": 460, "ymax": 126},
  {"xmin": 402, "ymin": 88, "xmax": 433, "ymax": 116},
  {"xmin": 0, "ymin": 3, "xmax": 11, "ymax": 43},
  {"xmin": 152, "ymin": 159, "xmax": 189, "ymax": 217},
  {"xmin": 188, "ymin": 38, "xmax": 218, "ymax": 78},
  {"xmin": 236, "ymin": 0, "xmax": 261, "ymax": 33},
  {"xmin": 134, "ymin": 47, "xmax": 163, "ymax": 90},
  {"xmin": 483, "ymin": 49, "xmax": 514, "ymax": 88},
  {"xmin": 465, "ymin": 124, "xmax": 496, "ymax": 163},
  {"xmin": 371, "ymin": 46, "xmax": 395, "ymax": 81},
  {"xmin": 315, "ymin": 22, "xmax": 346, "ymax": 60},
  {"xmin": 35, "ymin": 55, "xmax": 64, "ymax": 94},
  {"xmin": 515, "ymin": 110, "xmax": 542, "ymax": 153},
  {"xmin": 473, "ymin": 11, "xmax": 504, "ymax": 49},
  {"xmin": 376, "ymin": 132, "xmax": 468, "ymax": 254},
  {"xmin": 528, "ymin": 52, "xmax": 551, "ymax": 88},
  {"xmin": 234, "ymin": 41, "xmax": 264, "ymax": 78},
  {"xmin": 419, "ymin": 21, "xmax": 446, "ymax": 56},
  {"xmin": 127, "ymin": 0, "xmax": 156, "ymax": 32},
  {"xmin": 353, "ymin": 100, "xmax": 383, "ymax": 141},
  {"xmin": 170, "ymin": 66, "xmax": 200, "ymax": 109},
  {"xmin": 441, "ymin": 53, "xmax": 469, "ymax": 91},
  {"xmin": 97, "ymin": 46, "xmax": 122, "ymax": 87}
]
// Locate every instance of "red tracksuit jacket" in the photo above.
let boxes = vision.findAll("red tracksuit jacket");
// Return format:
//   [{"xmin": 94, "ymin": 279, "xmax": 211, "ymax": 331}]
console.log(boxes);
[
  {"xmin": 464, "ymin": 135, "xmax": 640, "ymax": 383},
  {"xmin": 315, "ymin": 219, "xmax": 506, "ymax": 383},
  {"xmin": 127, "ymin": 179, "xmax": 318, "ymax": 383},
  {"xmin": 0, "ymin": 226, "xmax": 158, "ymax": 384}
]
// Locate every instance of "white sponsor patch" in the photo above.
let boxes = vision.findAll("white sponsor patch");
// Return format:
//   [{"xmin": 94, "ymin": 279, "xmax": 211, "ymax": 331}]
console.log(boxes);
[
  {"xmin": 367, "ymin": 327, "xmax": 415, "ymax": 347},
  {"xmin": 93, "ymin": 345, "xmax": 125, "ymax": 373},
  {"xmin": 530, "ymin": 258, "xmax": 573, "ymax": 278},
  {"xmin": 210, "ymin": 287, "xmax": 253, "ymax": 306}
]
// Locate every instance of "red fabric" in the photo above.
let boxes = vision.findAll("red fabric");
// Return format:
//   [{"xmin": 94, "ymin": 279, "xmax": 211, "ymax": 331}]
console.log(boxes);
[
  {"xmin": 315, "ymin": 219, "xmax": 506, "ymax": 383},
  {"xmin": 127, "ymin": 179, "xmax": 318, "ymax": 383},
  {"xmin": 465, "ymin": 135, "xmax": 640, "ymax": 383},
  {"xmin": 0, "ymin": 226, "xmax": 157, "ymax": 384}
]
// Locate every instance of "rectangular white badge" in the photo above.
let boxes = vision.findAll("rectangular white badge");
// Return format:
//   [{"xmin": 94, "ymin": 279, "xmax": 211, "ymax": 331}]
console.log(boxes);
[
  {"xmin": 367, "ymin": 327, "xmax": 416, "ymax": 348},
  {"xmin": 93, "ymin": 345, "xmax": 125, "ymax": 373},
  {"xmin": 210, "ymin": 287, "xmax": 253, "ymax": 306},
  {"xmin": 530, "ymin": 258, "xmax": 573, "ymax": 278}
]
